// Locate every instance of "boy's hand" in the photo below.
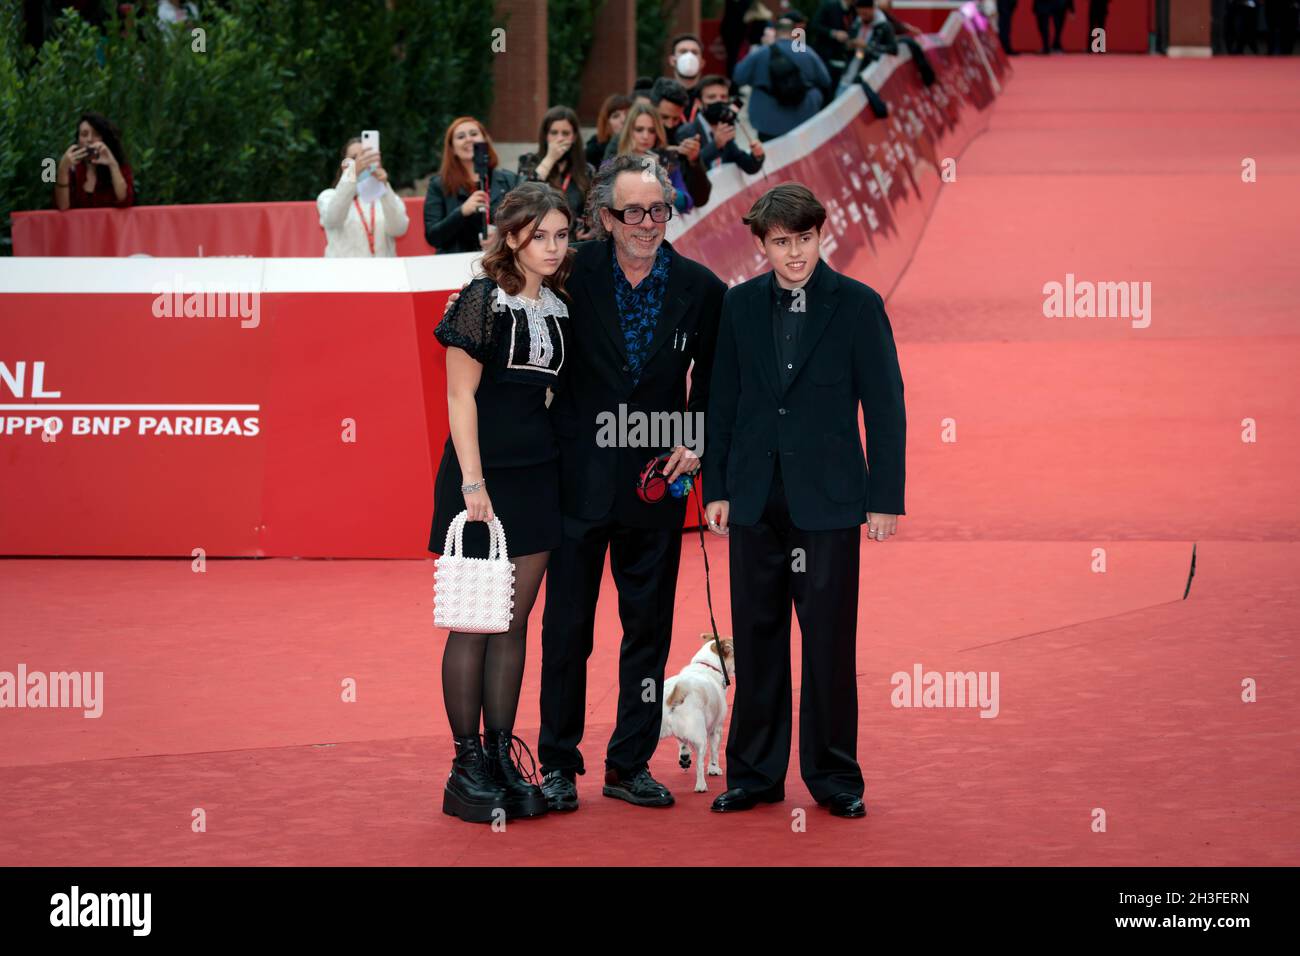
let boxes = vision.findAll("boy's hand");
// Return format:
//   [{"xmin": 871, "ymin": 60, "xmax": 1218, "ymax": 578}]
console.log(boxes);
[{"xmin": 867, "ymin": 513, "xmax": 897, "ymax": 541}]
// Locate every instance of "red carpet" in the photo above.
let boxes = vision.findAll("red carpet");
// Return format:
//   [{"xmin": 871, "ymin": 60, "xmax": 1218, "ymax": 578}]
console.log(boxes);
[{"xmin": 2, "ymin": 56, "xmax": 1298, "ymax": 866}]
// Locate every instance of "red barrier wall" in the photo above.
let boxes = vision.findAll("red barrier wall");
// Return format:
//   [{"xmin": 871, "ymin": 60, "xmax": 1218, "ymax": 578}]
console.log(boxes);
[
  {"xmin": 0, "ymin": 259, "xmax": 469, "ymax": 558},
  {"xmin": 12, "ymin": 197, "xmax": 434, "ymax": 259}
]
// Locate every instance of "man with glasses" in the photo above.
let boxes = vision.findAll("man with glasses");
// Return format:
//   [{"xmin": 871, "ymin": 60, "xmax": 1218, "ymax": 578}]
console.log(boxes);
[{"xmin": 537, "ymin": 154, "xmax": 727, "ymax": 810}]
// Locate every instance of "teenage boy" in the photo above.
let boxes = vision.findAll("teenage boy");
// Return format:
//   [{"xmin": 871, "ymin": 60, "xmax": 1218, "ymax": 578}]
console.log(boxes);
[{"xmin": 702, "ymin": 182, "xmax": 906, "ymax": 817}]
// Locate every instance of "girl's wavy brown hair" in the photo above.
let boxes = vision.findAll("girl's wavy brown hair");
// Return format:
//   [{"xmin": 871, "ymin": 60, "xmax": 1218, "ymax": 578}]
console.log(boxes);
[{"xmin": 477, "ymin": 182, "xmax": 575, "ymax": 299}]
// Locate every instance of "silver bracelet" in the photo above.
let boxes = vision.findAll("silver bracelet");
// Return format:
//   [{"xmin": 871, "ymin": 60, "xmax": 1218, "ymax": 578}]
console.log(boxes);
[{"xmin": 461, "ymin": 479, "xmax": 485, "ymax": 494}]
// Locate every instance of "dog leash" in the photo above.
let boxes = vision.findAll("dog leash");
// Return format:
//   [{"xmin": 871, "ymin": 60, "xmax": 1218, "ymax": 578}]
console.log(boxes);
[{"xmin": 692, "ymin": 491, "xmax": 730, "ymax": 688}]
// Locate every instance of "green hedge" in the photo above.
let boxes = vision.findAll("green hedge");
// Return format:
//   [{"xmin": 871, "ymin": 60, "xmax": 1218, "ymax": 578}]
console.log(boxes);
[{"xmin": 0, "ymin": 0, "xmax": 497, "ymax": 251}]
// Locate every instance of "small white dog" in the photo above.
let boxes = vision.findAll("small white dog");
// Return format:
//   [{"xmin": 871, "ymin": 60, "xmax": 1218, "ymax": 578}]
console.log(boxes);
[{"xmin": 659, "ymin": 634, "xmax": 736, "ymax": 792}]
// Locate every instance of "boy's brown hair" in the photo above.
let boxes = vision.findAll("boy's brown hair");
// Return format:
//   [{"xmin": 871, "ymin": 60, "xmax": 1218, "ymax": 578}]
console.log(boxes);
[{"xmin": 741, "ymin": 182, "xmax": 826, "ymax": 241}]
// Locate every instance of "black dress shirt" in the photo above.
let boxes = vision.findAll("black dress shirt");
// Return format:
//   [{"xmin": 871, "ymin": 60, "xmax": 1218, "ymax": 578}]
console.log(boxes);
[{"xmin": 771, "ymin": 267, "xmax": 816, "ymax": 390}]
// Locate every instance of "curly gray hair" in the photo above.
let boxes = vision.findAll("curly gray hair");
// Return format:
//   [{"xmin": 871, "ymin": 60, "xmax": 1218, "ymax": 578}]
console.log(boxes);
[{"xmin": 585, "ymin": 153, "xmax": 676, "ymax": 240}]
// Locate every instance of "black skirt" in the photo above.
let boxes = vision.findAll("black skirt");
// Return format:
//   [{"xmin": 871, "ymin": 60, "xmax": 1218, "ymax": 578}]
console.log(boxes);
[{"xmin": 429, "ymin": 442, "xmax": 562, "ymax": 559}]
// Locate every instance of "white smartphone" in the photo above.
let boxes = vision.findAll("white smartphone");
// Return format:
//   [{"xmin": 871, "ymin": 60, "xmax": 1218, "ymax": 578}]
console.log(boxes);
[{"xmin": 358, "ymin": 130, "xmax": 379, "ymax": 183}]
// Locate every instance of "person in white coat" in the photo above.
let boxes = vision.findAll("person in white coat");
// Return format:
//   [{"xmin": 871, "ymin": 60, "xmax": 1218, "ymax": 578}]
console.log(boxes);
[{"xmin": 317, "ymin": 137, "xmax": 410, "ymax": 257}]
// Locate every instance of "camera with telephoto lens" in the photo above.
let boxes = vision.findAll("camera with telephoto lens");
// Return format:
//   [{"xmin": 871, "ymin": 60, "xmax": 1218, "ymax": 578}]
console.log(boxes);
[{"xmin": 701, "ymin": 101, "xmax": 737, "ymax": 127}]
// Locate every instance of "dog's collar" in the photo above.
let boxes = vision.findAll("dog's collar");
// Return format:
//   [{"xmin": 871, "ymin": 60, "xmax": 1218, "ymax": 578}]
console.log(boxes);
[{"xmin": 694, "ymin": 660, "xmax": 724, "ymax": 675}]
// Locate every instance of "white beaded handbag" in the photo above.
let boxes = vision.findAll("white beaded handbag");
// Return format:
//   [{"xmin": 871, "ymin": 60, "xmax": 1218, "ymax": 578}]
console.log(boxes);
[{"xmin": 433, "ymin": 511, "xmax": 516, "ymax": 633}]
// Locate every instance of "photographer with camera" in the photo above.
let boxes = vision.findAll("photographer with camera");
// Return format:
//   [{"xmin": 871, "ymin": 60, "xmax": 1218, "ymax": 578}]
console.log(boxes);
[
  {"xmin": 424, "ymin": 116, "xmax": 522, "ymax": 254},
  {"xmin": 676, "ymin": 75, "xmax": 766, "ymax": 175},
  {"xmin": 53, "ymin": 111, "xmax": 134, "ymax": 210}
]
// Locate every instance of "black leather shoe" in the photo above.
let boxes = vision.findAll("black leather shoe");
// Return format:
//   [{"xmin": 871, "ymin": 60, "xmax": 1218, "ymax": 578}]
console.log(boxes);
[
  {"xmin": 483, "ymin": 729, "xmax": 549, "ymax": 819},
  {"xmin": 442, "ymin": 735, "xmax": 508, "ymax": 824},
  {"xmin": 540, "ymin": 769, "xmax": 579, "ymax": 812},
  {"xmin": 710, "ymin": 785, "xmax": 784, "ymax": 812},
  {"xmin": 602, "ymin": 767, "xmax": 674, "ymax": 807},
  {"xmin": 821, "ymin": 792, "xmax": 867, "ymax": 818}
]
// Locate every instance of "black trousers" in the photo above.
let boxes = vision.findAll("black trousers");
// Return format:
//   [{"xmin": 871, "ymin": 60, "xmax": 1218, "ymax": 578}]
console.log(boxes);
[
  {"xmin": 725, "ymin": 462, "xmax": 864, "ymax": 802},
  {"xmin": 1034, "ymin": 10, "xmax": 1066, "ymax": 50},
  {"xmin": 998, "ymin": 0, "xmax": 1018, "ymax": 54},
  {"xmin": 538, "ymin": 514, "xmax": 684, "ymax": 778}
]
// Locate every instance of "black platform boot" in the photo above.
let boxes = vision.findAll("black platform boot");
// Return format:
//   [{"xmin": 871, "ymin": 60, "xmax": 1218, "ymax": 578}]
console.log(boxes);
[
  {"xmin": 483, "ymin": 728, "xmax": 549, "ymax": 819},
  {"xmin": 443, "ymin": 734, "xmax": 509, "ymax": 824}
]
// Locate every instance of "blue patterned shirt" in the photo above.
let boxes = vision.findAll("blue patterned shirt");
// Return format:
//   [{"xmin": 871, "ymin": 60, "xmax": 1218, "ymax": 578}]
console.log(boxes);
[{"xmin": 611, "ymin": 244, "xmax": 670, "ymax": 386}]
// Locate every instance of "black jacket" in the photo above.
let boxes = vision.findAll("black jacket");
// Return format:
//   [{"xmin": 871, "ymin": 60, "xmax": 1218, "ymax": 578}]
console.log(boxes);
[
  {"xmin": 811, "ymin": 0, "xmax": 858, "ymax": 68},
  {"xmin": 550, "ymin": 238, "xmax": 726, "ymax": 528},
  {"xmin": 423, "ymin": 167, "xmax": 521, "ymax": 253},
  {"xmin": 703, "ymin": 260, "xmax": 906, "ymax": 530}
]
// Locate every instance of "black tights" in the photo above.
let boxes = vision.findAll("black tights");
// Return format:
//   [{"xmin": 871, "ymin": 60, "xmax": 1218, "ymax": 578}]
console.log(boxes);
[{"xmin": 441, "ymin": 551, "xmax": 549, "ymax": 737}]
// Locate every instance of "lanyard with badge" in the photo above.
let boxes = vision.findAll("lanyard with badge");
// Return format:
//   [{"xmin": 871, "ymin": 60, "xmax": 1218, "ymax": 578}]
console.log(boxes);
[{"xmin": 353, "ymin": 197, "xmax": 376, "ymax": 255}]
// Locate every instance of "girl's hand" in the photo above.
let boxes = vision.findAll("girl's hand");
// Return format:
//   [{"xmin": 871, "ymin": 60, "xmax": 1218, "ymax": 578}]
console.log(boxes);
[
  {"xmin": 463, "ymin": 485, "xmax": 494, "ymax": 523},
  {"xmin": 544, "ymin": 137, "xmax": 570, "ymax": 165},
  {"xmin": 61, "ymin": 144, "xmax": 82, "ymax": 167}
]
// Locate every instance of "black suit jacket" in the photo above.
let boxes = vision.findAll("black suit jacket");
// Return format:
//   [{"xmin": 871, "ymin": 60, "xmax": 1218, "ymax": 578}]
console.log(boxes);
[
  {"xmin": 550, "ymin": 238, "xmax": 726, "ymax": 529},
  {"xmin": 703, "ymin": 259, "xmax": 906, "ymax": 530}
]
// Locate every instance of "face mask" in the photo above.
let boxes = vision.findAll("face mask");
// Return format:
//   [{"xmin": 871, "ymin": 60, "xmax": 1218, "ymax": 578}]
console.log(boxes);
[{"xmin": 675, "ymin": 51, "xmax": 701, "ymax": 78}]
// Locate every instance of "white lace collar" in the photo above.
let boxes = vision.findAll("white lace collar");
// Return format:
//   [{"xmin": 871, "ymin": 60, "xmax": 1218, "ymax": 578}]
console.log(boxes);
[{"xmin": 495, "ymin": 284, "xmax": 568, "ymax": 319}]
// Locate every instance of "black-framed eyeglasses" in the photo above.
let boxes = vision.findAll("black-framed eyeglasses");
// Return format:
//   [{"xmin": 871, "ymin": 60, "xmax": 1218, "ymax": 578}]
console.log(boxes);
[{"xmin": 606, "ymin": 203, "xmax": 673, "ymax": 224}]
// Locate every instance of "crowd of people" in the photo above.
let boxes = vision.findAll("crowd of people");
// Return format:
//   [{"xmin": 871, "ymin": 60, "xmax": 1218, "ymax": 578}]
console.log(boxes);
[
  {"xmin": 53, "ymin": 0, "xmax": 935, "ymax": 255},
  {"xmin": 44, "ymin": 0, "xmax": 1300, "ymax": 239},
  {"xmin": 405, "ymin": 1, "xmax": 931, "ymax": 260}
]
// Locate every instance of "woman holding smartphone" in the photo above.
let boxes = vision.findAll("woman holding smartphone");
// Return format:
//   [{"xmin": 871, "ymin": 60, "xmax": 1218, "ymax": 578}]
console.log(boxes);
[
  {"xmin": 429, "ymin": 182, "xmax": 573, "ymax": 824},
  {"xmin": 317, "ymin": 136, "xmax": 410, "ymax": 257},
  {"xmin": 53, "ymin": 112, "xmax": 134, "ymax": 210}
]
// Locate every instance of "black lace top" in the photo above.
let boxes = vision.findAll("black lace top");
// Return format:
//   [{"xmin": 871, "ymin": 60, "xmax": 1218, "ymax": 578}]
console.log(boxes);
[{"xmin": 434, "ymin": 276, "xmax": 569, "ymax": 467}]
